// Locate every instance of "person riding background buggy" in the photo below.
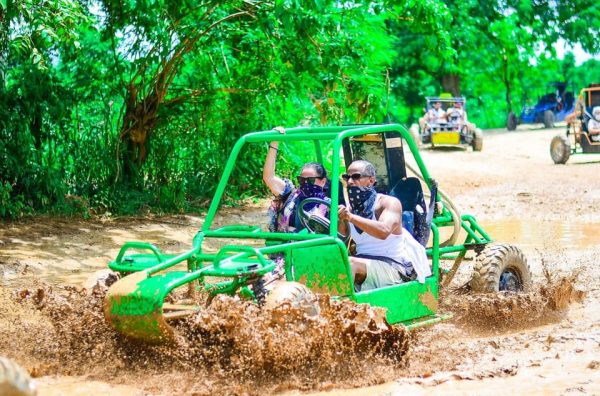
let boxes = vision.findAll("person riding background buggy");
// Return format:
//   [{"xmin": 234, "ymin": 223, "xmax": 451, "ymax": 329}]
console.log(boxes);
[
  {"xmin": 419, "ymin": 100, "xmax": 447, "ymax": 131},
  {"xmin": 446, "ymin": 100, "xmax": 468, "ymax": 127},
  {"xmin": 549, "ymin": 84, "xmax": 600, "ymax": 164},
  {"xmin": 588, "ymin": 106, "xmax": 600, "ymax": 142}
]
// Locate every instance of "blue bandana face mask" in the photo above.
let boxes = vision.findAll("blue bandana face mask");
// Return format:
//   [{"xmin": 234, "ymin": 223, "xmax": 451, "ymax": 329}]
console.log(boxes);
[
  {"xmin": 347, "ymin": 185, "xmax": 377, "ymax": 219},
  {"xmin": 299, "ymin": 182, "xmax": 324, "ymax": 197},
  {"xmin": 298, "ymin": 182, "xmax": 326, "ymax": 211}
]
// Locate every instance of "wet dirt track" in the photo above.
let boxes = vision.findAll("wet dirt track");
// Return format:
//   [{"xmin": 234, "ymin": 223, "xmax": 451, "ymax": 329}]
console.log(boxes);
[{"xmin": 1, "ymin": 125, "xmax": 599, "ymax": 395}]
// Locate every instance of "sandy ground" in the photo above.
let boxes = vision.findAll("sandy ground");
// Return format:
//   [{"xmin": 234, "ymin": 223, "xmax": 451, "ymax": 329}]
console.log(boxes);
[{"xmin": 1, "ymin": 124, "xmax": 599, "ymax": 395}]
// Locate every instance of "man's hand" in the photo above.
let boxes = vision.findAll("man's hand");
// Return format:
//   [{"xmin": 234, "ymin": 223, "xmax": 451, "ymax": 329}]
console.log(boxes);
[{"xmin": 338, "ymin": 204, "xmax": 351, "ymax": 222}]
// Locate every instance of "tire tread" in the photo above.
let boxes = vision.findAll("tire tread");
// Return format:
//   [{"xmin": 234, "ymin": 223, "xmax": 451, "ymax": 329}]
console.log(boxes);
[
  {"xmin": 550, "ymin": 134, "xmax": 570, "ymax": 164},
  {"xmin": 471, "ymin": 243, "xmax": 531, "ymax": 293}
]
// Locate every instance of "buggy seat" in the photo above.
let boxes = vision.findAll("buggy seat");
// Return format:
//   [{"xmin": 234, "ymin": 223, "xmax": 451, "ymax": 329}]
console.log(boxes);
[{"xmin": 389, "ymin": 177, "xmax": 437, "ymax": 247}]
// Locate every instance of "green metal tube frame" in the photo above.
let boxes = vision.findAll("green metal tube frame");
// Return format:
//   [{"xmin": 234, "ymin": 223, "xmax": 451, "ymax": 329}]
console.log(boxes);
[
  {"xmin": 202, "ymin": 124, "xmax": 434, "ymax": 236},
  {"xmin": 111, "ymin": 124, "xmax": 494, "ymax": 300},
  {"xmin": 106, "ymin": 124, "xmax": 499, "ymax": 336}
]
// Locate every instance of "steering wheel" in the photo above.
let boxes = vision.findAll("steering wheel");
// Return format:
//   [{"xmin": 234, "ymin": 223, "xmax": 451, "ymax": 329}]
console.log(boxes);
[{"xmin": 296, "ymin": 198, "xmax": 348, "ymax": 241}]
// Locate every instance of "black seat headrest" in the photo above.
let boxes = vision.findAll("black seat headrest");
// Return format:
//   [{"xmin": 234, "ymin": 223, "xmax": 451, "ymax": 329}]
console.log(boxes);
[{"xmin": 389, "ymin": 177, "xmax": 423, "ymax": 212}]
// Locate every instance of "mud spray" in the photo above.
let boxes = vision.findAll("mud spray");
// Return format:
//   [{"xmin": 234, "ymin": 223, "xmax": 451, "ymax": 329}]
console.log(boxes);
[
  {"xmin": 0, "ymin": 266, "xmax": 584, "ymax": 395},
  {"xmin": 1, "ymin": 282, "xmax": 408, "ymax": 395},
  {"xmin": 442, "ymin": 262, "xmax": 585, "ymax": 332}
]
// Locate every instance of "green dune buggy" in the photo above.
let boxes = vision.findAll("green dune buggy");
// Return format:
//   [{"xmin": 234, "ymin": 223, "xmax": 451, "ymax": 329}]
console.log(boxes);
[{"xmin": 103, "ymin": 124, "xmax": 530, "ymax": 343}]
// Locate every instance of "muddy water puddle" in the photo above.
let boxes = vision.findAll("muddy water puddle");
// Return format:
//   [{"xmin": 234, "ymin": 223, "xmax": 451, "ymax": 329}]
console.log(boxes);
[
  {"xmin": 3, "ymin": 214, "xmax": 596, "ymax": 288},
  {"xmin": 1, "ymin": 214, "xmax": 597, "ymax": 395},
  {"xmin": 480, "ymin": 219, "xmax": 600, "ymax": 251},
  {"xmin": 2, "ymin": 263, "xmax": 586, "ymax": 395},
  {"xmin": 9, "ymin": 217, "xmax": 598, "ymax": 286}
]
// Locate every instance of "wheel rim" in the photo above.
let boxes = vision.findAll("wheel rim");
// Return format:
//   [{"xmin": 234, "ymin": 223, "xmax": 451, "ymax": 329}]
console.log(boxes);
[{"xmin": 499, "ymin": 269, "xmax": 522, "ymax": 292}]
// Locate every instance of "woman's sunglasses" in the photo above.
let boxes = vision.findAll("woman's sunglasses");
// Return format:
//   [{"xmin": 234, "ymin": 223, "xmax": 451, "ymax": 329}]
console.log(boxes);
[
  {"xmin": 341, "ymin": 173, "xmax": 369, "ymax": 181},
  {"xmin": 297, "ymin": 176, "xmax": 323, "ymax": 185}
]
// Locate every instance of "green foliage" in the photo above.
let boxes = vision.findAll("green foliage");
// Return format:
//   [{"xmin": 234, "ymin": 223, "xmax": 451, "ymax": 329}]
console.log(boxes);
[
  {"xmin": 0, "ymin": 0, "xmax": 599, "ymax": 218},
  {"xmin": 0, "ymin": 181, "xmax": 27, "ymax": 219}
]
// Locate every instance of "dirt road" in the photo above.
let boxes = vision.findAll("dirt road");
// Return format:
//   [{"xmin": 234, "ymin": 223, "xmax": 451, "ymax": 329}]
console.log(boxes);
[{"xmin": 1, "ymin": 125, "xmax": 599, "ymax": 395}]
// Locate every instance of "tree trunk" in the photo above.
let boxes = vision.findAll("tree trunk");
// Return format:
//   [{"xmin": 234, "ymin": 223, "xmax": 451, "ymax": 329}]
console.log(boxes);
[
  {"xmin": 30, "ymin": 111, "xmax": 42, "ymax": 149},
  {"xmin": 0, "ymin": 3, "xmax": 7, "ymax": 89},
  {"xmin": 116, "ymin": 9, "xmax": 251, "ymax": 180},
  {"xmin": 502, "ymin": 52, "xmax": 512, "ymax": 114},
  {"xmin": 441, "ymin": 73, "xmax": 460, "ymax": 96},
  {"xmin": 120, "ymin": 82, "xmax": 158, "ymax": 169}
]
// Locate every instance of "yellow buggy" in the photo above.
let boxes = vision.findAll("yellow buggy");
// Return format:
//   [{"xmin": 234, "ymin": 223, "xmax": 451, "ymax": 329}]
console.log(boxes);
[{"xmin": 410, "ymin": 96, "xmax": 483, "ymax": 151}]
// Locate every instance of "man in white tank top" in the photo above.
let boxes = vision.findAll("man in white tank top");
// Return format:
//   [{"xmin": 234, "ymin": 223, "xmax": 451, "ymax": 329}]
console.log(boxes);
[{"xmin": 338, "ymin": 160, "xmax": 431, "ymax": 291}]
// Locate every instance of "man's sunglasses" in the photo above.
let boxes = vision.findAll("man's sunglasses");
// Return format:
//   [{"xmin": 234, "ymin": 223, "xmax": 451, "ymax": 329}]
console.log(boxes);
[
  {"xmin": 297, "ymin": 176, "xmax": 323, "ymax": 185},
  {"xmin": 341, "ymin": 173, "xmax": 369, "ymax": 181}
]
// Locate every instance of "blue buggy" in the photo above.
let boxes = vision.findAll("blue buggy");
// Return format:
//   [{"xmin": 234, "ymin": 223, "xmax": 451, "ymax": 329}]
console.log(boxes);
[{"xmin": 507, "ymin": 82, "xmax": 576, "ymax": 130}]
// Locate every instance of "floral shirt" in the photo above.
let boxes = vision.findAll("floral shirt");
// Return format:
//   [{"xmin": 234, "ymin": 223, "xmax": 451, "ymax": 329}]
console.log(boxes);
[{"xmin": 267, "ymin": 179, "xmax": 329, "ymax": 233}]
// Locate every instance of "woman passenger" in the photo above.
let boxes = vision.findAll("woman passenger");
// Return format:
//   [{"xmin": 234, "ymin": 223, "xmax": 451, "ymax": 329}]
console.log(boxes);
[{"xmin": 263, "ymin": 140, "xmax": 330, "ymax": 233}]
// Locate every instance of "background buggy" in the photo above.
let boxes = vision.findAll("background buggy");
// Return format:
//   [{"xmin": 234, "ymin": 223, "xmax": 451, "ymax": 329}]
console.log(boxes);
[
  {"xmin": 410, "ymin": 96, "xmax": 483, "ymax": 151},
  {"xmin": 550, "ymin": 83, "xmax": 600, "ymax": 164},
  {"xmin": 508, "ymin": 82, "xmax": 576, "ymax": 130}
]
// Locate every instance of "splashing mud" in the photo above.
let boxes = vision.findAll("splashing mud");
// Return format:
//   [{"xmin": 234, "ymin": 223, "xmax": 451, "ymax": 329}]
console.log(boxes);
[
  {"xmin": 1, "ymin": 283, "xmax": 409, "ymax": 395},
  {"xmin": 442, "ymin": 270, "xmax": 585, "ymax": 332}
]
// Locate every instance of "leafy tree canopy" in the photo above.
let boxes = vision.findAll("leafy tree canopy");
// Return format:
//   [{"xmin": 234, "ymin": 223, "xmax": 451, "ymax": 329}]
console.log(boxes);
[{"xmin": 0, "ymin": 0, "xmax": 598, "ymax": 218}]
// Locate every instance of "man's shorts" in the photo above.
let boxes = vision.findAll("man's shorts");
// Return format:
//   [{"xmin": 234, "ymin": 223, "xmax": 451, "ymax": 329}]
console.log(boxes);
[{"xmin": 359, "ymin": 259, "xmax": 402, "ymax": 292}]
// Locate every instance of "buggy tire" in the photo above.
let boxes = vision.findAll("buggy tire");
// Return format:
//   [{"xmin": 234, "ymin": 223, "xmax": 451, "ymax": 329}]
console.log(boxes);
[
  {"xmin": 472, "ymin": 128, "xmax": 483, "ymax": 151},
  {"xmin": 471, "ymin": 244, "xmax": 531, "ymax": 293},
  {"xmin": 0, "ymin": 357, "xmax": 37, "ymax": 396},
  {"xmin": 506, "ymin": 112, "xmax": 518, "ymax": 131},
  {"xmin": 84, "ymin": 269, "xmax": 120, "ymax": 294},
  {"xmin": 550, "ymin": 134, "xmax": 570, "ymax": 164},
  {"xmin": 408, "ymin": 124, "xmax": 421, "ymax": 147},
  {"xmin": 264, "ymin": 281, "xmax": 320, "ymax": 316},
  {"xmin": 543, "ymin": 110, "xmax": 555, "ymax": 128}
]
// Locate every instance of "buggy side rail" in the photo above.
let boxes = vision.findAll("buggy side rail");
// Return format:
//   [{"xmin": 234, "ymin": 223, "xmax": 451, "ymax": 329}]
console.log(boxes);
[
  {"xmin": 430, "ymin": 213, "xmax": 492, "ymax": 257},
  {"xmin": 114, "ymin": 242, "xmax": 165, "ymax": 264},
  {"xmin": 212, "ymin": 225, "xmax": 263, "ymax": 233}
]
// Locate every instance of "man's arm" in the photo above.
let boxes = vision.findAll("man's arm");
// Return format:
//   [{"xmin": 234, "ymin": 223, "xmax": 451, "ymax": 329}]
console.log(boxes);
[
  {"xmin": 423, "ymin": 110, "xmax": 431, "ymax": 123},
  {"xmin": 338, "ymin": 196, "xmax": 402, "ymax": 240}
]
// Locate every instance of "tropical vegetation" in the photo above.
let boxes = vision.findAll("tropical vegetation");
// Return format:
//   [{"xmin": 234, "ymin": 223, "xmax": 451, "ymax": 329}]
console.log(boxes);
[{"xmin": 1, "ymin": 0, "xmax": 599, "ymax": 218}]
